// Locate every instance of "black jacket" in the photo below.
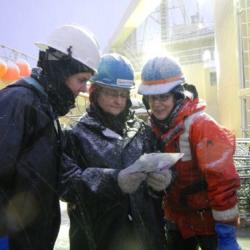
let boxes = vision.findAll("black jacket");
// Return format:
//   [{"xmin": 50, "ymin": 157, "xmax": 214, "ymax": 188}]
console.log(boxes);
[
  {"xmin": 61, "ymin": 113, "xmax": 166, "ymax": 250},
  {"xmin": 0, "ymin": 78, "xmax": 61, "ymax": 250}
]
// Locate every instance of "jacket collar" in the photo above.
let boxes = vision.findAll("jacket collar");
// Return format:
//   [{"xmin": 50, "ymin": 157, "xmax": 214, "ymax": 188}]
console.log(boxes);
[
  {"xmin": 152, "ymin": 98, "xmax": 206, "ymax": 146},
  {"xmin": 78, "ymin": 113, "xmax": 142, "ymax": 141},
  {"xmin": 170, "ymin": 98, "xmax": 206, "ymax": 127}
]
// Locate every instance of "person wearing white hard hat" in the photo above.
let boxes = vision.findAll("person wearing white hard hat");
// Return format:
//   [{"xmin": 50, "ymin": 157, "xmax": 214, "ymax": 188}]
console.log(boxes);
[
  {"xmin": 138, "ymin": 55, "xmax": 241, "ymax": 250},
  {"xmin": 0, "ymin": 25, "xmax": 100, "ymax": 250}
]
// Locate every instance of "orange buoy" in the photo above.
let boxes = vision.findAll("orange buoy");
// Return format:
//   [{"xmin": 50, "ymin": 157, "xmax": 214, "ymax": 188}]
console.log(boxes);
[
  {"xmin": 1, "ymin": 61, "xmax": 21, "ymax": 82},
  {"xmin": 0, "ymin": 58, "xmax": 8, "ymax": 79},
  {"xmin": 16, "ymin": 59, "xmax": 31, "ymax": 77}
]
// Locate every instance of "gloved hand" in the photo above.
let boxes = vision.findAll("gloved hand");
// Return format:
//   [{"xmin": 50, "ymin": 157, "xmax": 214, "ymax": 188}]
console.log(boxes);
[
  {"xmin": 146, "ymin": 169, "xmax": 172, "ymax": 191},
  {"xmin": 215, "ymin": 223, "xmax": 241, "ymax": 250},
  {"xmin": 118, "ymin": 155, "xmax": 156, "ymax": 194},
  {"xmin": 118, "ymin": 162, "xmax": 147, "ymax": 194}
]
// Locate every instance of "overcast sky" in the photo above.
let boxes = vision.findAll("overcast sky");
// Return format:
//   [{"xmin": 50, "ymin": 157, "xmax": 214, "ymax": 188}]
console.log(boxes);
[{"xmin": 0, "ymin": 0, "xmax": 131, "ymax": 60}]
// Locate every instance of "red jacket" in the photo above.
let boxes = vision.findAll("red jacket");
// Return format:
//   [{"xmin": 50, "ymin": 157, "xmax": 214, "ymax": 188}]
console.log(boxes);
[{"xmin": 152, "ymin": 98, "xmax": 240, "ymax": 238}]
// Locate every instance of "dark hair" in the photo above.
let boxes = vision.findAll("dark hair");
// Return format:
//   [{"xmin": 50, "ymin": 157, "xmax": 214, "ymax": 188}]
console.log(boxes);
[
  {"xmin": 38, "ymin": 48, "xmax": 95, "ymax": 78},
  {"xmin": 183, "ymin": 83, "xmax": 198, "ymax": 98}
]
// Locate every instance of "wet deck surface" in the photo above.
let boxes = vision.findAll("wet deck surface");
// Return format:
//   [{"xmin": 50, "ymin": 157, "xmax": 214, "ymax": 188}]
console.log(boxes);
[
  {"xmin": 237, "ymin": 226, "xmax": 250, "ymax": 250},
  {"xmin": 54, "ymin": 202, "xmax": 69, "ymax": 250},
  {"xmin": 55, "ymin": 202, "xmax": 250, "ymax": 250}
]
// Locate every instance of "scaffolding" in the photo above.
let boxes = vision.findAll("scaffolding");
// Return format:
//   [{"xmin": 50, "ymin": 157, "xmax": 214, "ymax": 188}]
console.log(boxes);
[
  {"xmin": 0, "ymin": 44, "xmax": 37, "ymax": 66},
  {"xmin": 113, "ymin": 0, "xmax": 214, "ymax": 73}
]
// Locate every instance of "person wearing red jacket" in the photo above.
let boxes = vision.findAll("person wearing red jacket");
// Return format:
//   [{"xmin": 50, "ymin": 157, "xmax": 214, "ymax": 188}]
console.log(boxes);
[{"xmin": 138, "ymin": 55, "xmax": 241, "ymax": 250}]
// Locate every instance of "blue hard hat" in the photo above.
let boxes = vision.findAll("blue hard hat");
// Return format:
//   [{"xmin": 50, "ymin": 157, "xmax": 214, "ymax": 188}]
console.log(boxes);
[{"xmin": 90, "ymin": 53, "xmax": 135, "ymax": 89}]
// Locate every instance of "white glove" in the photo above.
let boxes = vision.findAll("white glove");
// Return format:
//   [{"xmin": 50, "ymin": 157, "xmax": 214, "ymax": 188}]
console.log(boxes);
[
  {"xmin": 146, "ymin": 169, "xmax": 172, "ymax": 191},
  {"xmin": 118, "ymin": 161, "xmax": 147, "ymax": 194}
]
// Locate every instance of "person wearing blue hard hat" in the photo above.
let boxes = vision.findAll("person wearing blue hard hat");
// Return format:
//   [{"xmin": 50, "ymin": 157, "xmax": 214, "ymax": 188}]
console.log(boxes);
[
  {"xmin": 61, "ymin": 53, "xmax": 172, "ymax": 250},
  {"xmin": 138, "ymin": 55, "xmax": 241, "ymax": 250}
]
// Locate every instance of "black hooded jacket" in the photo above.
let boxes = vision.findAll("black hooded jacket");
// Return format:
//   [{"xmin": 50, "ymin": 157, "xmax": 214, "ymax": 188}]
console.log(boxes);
[
  {"xmin": 61, "ymin": 112, "xmax": 166, "ymax": 250},
  {"xmin": 0, "ymin": 77, "xmax": 61, "ymax": 250}
]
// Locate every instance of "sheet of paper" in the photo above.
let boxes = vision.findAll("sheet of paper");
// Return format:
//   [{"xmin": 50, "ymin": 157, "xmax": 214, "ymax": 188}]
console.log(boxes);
[{"xmin": 128, "ymin": 152, "xmax": 184, "ymax": 174}]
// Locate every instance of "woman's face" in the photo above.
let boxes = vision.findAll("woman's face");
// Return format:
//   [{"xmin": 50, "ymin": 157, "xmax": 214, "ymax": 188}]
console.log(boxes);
[
  {"xmin": 65, "ymin": 72, "xmax": 92, "ymax": 97},
  {"xmin": 97, "ymin": 87, "xmax": 129, "ymax": 116},
  {"xmin": 148, "ymin": 93, "xmax": 175, "ymax": 120}
]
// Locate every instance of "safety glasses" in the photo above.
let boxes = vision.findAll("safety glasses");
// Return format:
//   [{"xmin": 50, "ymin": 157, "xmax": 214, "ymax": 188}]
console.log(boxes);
[
  {"xmin": 101, "ymin": 88, "xmax": 129, "ymax": 99},
  {"xmin": 147, "ymin": 93, "xmax": 172, "ymax": 102}
]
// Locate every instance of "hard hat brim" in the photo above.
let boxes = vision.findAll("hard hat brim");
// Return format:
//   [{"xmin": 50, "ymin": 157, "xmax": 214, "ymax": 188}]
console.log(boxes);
[
  {"xmin": 90, "ymin": 80, "xmax": 135, "ymax": 90},
  {"xmin": 138, "ymin": 80, "xmax": 183, "ymax": 95},
  {"xmin": 34, "ymin": 42, "xmax": 50, "ymax": 52}
]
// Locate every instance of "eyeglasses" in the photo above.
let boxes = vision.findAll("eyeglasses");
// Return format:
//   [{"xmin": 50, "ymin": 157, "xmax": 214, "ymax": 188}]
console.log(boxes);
[
  {"xmin": 101, "ymin": 88, "xmax": 129, "ymax": 99},
  {"xmin": 147, "ymin": 93, "xmax": 172, "ymax": 102}
]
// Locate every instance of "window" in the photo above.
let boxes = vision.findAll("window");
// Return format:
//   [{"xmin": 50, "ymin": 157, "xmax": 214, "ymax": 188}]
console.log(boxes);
[{"xmin": 209, "ymin": 71, "xmax": 217, "ymax": 86}]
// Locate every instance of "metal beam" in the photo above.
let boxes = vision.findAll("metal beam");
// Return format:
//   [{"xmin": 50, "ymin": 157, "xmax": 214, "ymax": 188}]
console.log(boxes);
[{"xmin": 105, "ymin": 0, "xmax": 161, "ymax": 52}]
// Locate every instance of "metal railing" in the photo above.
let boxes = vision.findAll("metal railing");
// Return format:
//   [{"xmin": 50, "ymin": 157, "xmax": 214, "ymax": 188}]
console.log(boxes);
[{"xmin": 235, "ymin": 138, "xmax": 250, "ymax": 223}]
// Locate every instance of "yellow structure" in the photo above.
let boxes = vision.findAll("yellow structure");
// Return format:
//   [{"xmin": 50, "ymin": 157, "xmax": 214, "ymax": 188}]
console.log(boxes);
[
  {"xmin": 214, "ymin": 0, "xmax": 242, "ymax": 135},
  {"xmin": 60, "ymin": 93, "xmax": 89, "ymax": 127},
  {"xmin": 107, "ymin": 0, "xmax": 249, "ymax": 137}
]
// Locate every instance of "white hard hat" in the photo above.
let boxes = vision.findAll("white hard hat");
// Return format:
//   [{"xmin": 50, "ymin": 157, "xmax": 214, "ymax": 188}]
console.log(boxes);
[
  {"xmin": 138, "ymin": 56, "xmax": 185, "ymax": 95},
  {"xmin": 35, "ymin": 25, "xmax": 100, "ymax": 72}
]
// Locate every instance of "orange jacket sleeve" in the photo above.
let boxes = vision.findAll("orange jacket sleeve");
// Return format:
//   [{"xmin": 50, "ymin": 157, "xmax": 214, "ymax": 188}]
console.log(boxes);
[{"xmin": 189, "ymin": 114, "xmax": 240, "ymax": 222}]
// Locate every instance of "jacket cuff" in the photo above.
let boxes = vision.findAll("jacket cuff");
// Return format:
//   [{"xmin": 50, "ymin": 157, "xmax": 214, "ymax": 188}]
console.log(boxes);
[{"xmin": 212, "ymin": 205, "xmax": 239, "ymax": 221}]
